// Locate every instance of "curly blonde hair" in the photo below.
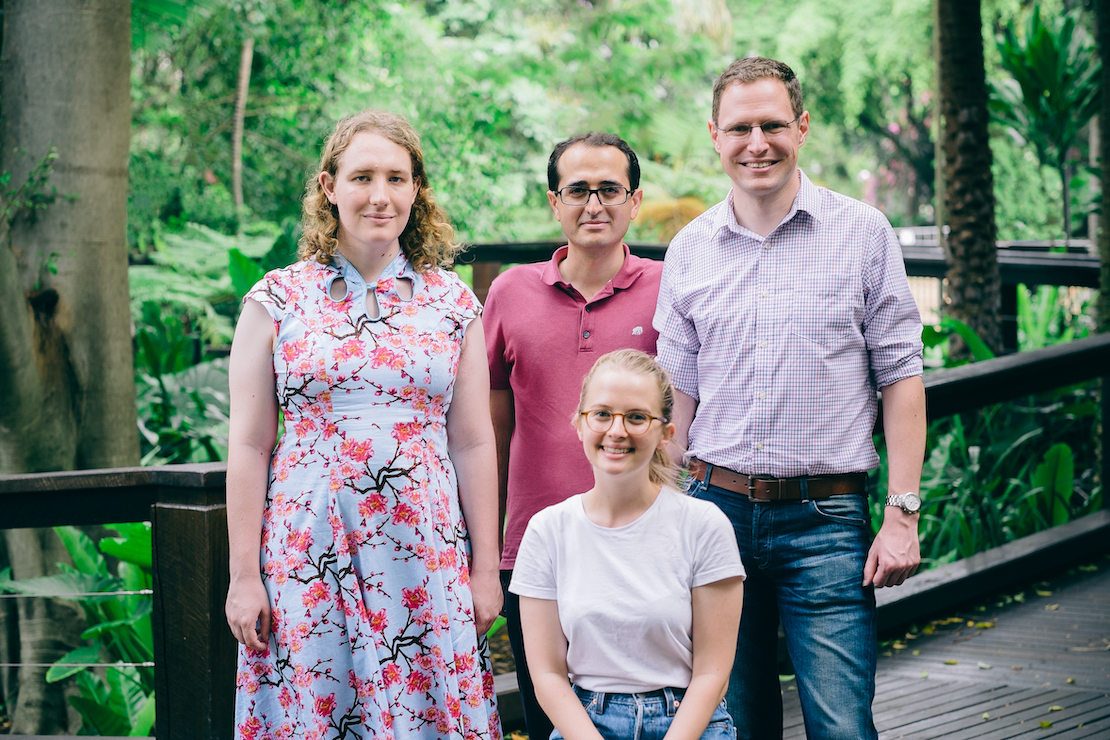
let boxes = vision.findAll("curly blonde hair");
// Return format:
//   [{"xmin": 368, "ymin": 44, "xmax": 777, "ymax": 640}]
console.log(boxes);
[{"xmin": 299, "ymin": 110, "xmax": 462, "ymax": 272}]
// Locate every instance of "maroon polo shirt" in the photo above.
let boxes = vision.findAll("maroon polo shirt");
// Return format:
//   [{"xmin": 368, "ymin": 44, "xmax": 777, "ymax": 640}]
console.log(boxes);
[{"xmin": 484, "ymin": 244, "xmax": 663, "ymax": 569}]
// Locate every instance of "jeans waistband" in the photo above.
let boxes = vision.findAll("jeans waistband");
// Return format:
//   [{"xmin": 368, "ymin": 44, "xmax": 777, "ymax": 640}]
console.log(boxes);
[
  {"xmin": 688, "ymin": 459, "xmax": 868, "ymax": 501},
  {"xmin": 572, "ymin": 684, "xmax": 685, "ymax": 717}
]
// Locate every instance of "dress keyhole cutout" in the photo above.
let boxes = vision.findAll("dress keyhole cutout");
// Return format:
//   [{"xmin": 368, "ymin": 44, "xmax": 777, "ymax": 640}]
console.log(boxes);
[
  {"xmin": 329, "ymin": 278, "xmax": 349, "ymax": 302},
  {"xmin": 396, "ymin": 277, "xmax": 414, "ymax": 301}
]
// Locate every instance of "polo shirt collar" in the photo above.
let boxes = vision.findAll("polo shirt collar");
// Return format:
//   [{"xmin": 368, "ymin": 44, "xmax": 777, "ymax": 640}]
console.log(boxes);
[{"xmin": 540, "ymin": 242, "xmax": 643, "ymax": 292}]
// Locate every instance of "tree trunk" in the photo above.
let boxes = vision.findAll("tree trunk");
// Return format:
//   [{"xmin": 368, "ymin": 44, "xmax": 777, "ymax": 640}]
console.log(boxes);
[
  {"xmin": 937, "ymin": 0, "xmax": 1003, "ymax": 357},
  {"xmin": 0, "ymin": 0, "xmax": 138, "ymax": 731},
  {"xmin": 231, "ymin": 36, "xmax": 254, "ymax": 231}
]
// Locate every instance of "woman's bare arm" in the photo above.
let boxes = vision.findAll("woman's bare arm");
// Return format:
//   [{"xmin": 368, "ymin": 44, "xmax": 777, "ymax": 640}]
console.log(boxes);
[
  {"xmin": 663, "ymin": 576, "xmax": 744, "ymax": 740},
  {"xmin": 446, "ymin": 317, "xmax": 503, "ymax": 634},
  {"xmin": 520, "ymin": 596, "xmax": 604, "ymax": 740},
  {"xmin": 225, "ymin": 299, "xmax": 278, "ymax": 651}
]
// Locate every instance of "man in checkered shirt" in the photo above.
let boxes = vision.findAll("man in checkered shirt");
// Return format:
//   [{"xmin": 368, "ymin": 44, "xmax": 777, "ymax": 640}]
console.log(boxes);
[{"xmin": 653, "ymin": 57, "xmax": 927, "ymax": 740}]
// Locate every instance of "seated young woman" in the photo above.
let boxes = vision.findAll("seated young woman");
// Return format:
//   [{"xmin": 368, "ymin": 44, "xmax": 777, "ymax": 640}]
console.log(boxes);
[{"xmin": 510, "ymin": 349, "xmax": 745, "ymax": 740}]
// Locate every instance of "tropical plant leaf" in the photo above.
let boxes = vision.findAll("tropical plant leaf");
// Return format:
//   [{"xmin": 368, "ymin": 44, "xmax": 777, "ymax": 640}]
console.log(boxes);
[
  {"xmin": 70, "ymin": 683, "xmax": 132, "ymax": 737},
  {"xmin": 229, "ymin": 246, "xmax": 265, "ymax": 300},
  {"xmin": 100, "ymin": 523, "xmax": 153, "ymax": 570},
  {"xmin": 129, "ymin": 693, "xmax": 157, "ymax": 737},
  {"xmin": 0, "ymin": 571, "xmax": 118, "ymax": 599},
  {"xmin": 82, "ymin": 600, "xmax": 154, "ymax": 641},
  {"xmin": 54, "ymin": 525, "xmax": 111, "ymax": 578},
  {"xmin": 107, "ymin": 665, "xmax": 150, "ymax": 730},
  {"xmin": 940, "ymin": 318, "xmax": 995, "ymax": 362},
  {"xmin": 46, "ymin": 643, "xmax": 105, "ymax": 683},
  {"xmin": 1033, "ymin": 443, "xmax": 1074, "ymax": 527}
]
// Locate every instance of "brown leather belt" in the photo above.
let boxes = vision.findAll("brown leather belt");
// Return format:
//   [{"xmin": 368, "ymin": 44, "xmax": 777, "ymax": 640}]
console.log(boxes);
[{"xmin": 688, "ymin": 459, "xmax": 867, "ymax": 501}]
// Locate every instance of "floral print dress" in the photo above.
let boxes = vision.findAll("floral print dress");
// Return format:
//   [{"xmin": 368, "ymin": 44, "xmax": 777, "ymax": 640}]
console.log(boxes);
[{"xmin": 235, "ymin": 252, "xmax": 501, "ymax": 740}]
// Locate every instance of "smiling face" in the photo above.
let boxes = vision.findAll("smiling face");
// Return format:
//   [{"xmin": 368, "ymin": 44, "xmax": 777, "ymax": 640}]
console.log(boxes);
[
  {"xmin": 711, "ymin": 78, "xmax": 809, "ymax": 207},
  {"xmin": 548, "ymin": 143, "xmax": 643, "ymax": 254},
  {"xmin": 319, "ymin": 131, "xmax": 418, "ymax": 258},
  {"xmin": 576, "ymin": 367, "xmax": 674, "ymax": 483}
]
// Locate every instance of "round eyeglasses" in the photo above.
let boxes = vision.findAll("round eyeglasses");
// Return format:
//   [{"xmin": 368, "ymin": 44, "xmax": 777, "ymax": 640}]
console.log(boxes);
[
  {"xmin": 579, "ymin": 409, "xmax": 668, "ymax": 435},
  {"xmin": 719, "ymin": 115, "xmax": 800, "ymax": 141},
  {"xmin": 555, "ymin": 185, "xmax": 632, "ymax": 206}
]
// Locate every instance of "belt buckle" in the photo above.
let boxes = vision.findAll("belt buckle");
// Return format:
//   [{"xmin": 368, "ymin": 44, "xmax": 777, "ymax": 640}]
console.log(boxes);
[{"xmin": 747, "ymin": 475, "xmax": 774, "ymax": 501}]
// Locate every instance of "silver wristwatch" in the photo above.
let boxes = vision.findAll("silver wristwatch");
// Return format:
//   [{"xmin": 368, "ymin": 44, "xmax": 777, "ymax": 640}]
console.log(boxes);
[{"xmin": 885, "ymin": 491, "xmax": 921, "ymax": 514}]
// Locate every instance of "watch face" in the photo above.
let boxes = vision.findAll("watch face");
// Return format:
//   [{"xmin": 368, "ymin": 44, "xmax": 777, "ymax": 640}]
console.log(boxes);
[{"xmin": 904, "ymin": 492, "xmax": 921, "ymax": 513}]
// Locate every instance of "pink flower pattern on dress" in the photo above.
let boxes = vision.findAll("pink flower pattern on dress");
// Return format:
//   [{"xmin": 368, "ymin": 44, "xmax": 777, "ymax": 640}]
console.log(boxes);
[{"xmin": 235, "ymin": 254, "xmax": 500, "ymax": 740}]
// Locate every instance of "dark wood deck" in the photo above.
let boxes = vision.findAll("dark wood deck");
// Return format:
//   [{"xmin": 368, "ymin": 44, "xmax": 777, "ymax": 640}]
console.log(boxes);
[{"xmin": 783, "ymin": 555, "xmax": 1110, "ymax": 738}]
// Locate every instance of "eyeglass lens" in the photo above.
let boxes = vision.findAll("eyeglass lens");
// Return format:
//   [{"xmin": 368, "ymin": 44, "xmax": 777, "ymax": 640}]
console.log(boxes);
[
  {"xmin": 724, "ymin": 117, "xmax": 797, "ymax": 139},
  {"xmin": 584, "ymin": 410, "xmax": 654, "ymax": 433},
  {"xmin": 559, "ymin": 186, "xmax": 629, "ymax": 206}
]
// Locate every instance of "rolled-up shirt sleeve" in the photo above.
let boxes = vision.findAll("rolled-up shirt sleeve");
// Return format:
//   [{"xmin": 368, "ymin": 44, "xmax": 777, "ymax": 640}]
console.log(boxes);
[
  {"xmin": 862, "ymin": 216, "xmax": 924, "ymax": 388},
  {"xmin": 653, "ymin": 245, "xmax": 702, "ymax": 400}
]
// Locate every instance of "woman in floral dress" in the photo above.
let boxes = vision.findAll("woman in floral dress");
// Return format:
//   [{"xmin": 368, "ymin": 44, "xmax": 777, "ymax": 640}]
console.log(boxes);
[{"xmin": 225, "ymin": 110, "xmax": 502, "ymax": 740}]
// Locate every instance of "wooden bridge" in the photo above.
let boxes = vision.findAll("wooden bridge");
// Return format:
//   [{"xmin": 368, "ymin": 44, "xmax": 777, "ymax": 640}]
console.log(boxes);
[{"xmin": 787, "ymin": 555, "xmax": 1110, "ymax": 739}]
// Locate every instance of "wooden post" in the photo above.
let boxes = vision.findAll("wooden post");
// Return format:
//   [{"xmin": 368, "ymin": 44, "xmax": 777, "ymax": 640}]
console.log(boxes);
[
  {"xmin": 1000, "ymin": 282, "xmax": 1019, "ymax": 354},
  {"xmin": 471, "ymin": 261, "xmax": 501, "ymax": 304},
  {"xmin": 152, "ymin": 502, "xmax": 235, "ymax": 740}
]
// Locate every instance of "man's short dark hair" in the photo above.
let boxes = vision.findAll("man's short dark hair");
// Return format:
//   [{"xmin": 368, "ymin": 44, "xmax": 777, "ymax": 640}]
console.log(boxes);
[
  {"xmin": 547, "ymin": 132, "xmax": 640, "ymax": 192},
  {"xmin": 712, "ymin": 57, "xmax": 804, "ymax": 124}
]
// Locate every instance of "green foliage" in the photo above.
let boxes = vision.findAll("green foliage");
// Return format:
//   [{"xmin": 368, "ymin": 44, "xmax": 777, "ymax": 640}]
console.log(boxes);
[
  {"xmin": 0, "ymin": 525, "xmax": 156, "ymax": 736},
  {"xmin": 991, "ymin": 130, "xmax": 1064, "ymax": 240},
  {"xmin": 1, "ymin": 148, "xmax": 77, "ymax": 228},
  {"xmin": 990, "ymin": 6, "xmax": 1100, "ymax": 237},
  {"xmin": 1016, "ymin": 283, "xmax": 1092, "ymax": 350},
  {"xmin": 129, "ymin": 221, "xmax": 283, "ymax": 347},
  {"xmin": 991, "ymin": 7, "xmax": 1100, "ymax": 175},
  {"xmin": 129, "ymin": 219, "xmax": 292, "ymax": 465},
  {"xmin": 136, "ymin": 356, "xmax": 230, "ymax": 465},
  {"xmin": 922, "ymin": 317, "xmax": 997, "ymax": 367},
  {"xmin": 873, "ymin": 382, "xmax": 1101, "ymax": 569}
]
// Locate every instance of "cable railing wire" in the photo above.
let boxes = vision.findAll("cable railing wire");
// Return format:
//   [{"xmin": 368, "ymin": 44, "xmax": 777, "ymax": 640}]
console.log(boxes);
[
  {"xmin": 0, "ymin": 589, "xmax": 153, "ymax": 599},
  {"xmin": 0, "ymin": 662, "xmax": 155, "ymax": 668}
]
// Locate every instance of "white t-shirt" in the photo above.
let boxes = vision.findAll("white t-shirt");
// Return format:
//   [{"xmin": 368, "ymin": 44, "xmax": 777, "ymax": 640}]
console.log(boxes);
[{"xmin": 509, "ymin": 487, "xmax": 745, "ymax": 693}]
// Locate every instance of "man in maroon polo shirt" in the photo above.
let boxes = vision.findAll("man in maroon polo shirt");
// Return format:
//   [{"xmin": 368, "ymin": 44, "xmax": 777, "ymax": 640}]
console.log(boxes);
[{"xmin": 484, "ymin": 132, "xmax": 663, "ymax": 739}]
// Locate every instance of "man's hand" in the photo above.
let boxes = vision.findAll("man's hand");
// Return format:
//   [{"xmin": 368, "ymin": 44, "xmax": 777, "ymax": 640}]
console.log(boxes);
[
  {"xmin": 470, "ymin": 566, "xmax": 504, "ymax": 636},
  {"xmin": 863, "ymin": 508, "xmax": 920, "ymax": 588}
]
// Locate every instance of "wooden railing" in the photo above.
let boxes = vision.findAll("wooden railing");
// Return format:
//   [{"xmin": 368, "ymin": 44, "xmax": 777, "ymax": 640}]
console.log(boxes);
[
  {"xmin": 1, "ymin": 246, "xmax": 1106, "ymax": 739},
  {"xmin": 460, "ymin": 241, "xmax": 1101, "ymax": 354},
  {"xmin": 2, "ymin": 465, "xmax": 232, "ymax": 740}
]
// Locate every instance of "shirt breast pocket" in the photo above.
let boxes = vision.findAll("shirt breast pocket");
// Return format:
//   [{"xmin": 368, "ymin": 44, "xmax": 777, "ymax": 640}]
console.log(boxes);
[{"xmin": 790, "ymin": 291, "xmax": 857, "ymax": 347}]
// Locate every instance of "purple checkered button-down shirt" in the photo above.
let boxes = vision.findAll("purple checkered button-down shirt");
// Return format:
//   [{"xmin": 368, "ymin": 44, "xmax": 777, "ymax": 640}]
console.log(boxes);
[{"xmin": 653, "ymin": 170, "xmax": 924, "ymax": 478}]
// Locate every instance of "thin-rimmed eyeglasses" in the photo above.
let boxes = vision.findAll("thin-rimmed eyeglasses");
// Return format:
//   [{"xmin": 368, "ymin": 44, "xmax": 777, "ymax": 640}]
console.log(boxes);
[{"xmin": 579, "ymin": 409, "xmax": 667, "ymax": 435}]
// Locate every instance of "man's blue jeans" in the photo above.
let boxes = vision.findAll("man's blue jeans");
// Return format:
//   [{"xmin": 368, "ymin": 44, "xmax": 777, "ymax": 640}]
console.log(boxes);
[{"xmin": 689, "ymin": 471, "xmax": 878, "ymax": 740}]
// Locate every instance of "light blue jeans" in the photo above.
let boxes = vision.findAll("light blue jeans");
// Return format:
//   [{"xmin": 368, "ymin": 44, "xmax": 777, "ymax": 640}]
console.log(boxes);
[
  {"xmin": 550, "ymin": 685, "xmax": 735, "ymax": 740},
  {"xmin": 689, "ymin": 471, "xmax": 878, "ymax": 740}
]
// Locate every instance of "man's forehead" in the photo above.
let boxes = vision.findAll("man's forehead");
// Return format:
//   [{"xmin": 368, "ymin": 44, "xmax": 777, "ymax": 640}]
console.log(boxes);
[
  {"xmin": 718, "ymin": 78, "xmax": 793, "ymax": 117},
  {"xmin": 556, "ymin": 144, "xmax": 631, "ymax": 186}
]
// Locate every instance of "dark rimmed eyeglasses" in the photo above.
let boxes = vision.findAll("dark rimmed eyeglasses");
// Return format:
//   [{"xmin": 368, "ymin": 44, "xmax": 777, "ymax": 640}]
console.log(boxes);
[
  {"xmin": 555, "ymin": 185, "xmax": 632, "ymax": 206},
  {"xmin": 579, "ymin": 409, "xmax": 668, "ymax": 435},
  {"xmin": 719, "ymin": 115, "xmax": 800, "ymax": 141}
]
